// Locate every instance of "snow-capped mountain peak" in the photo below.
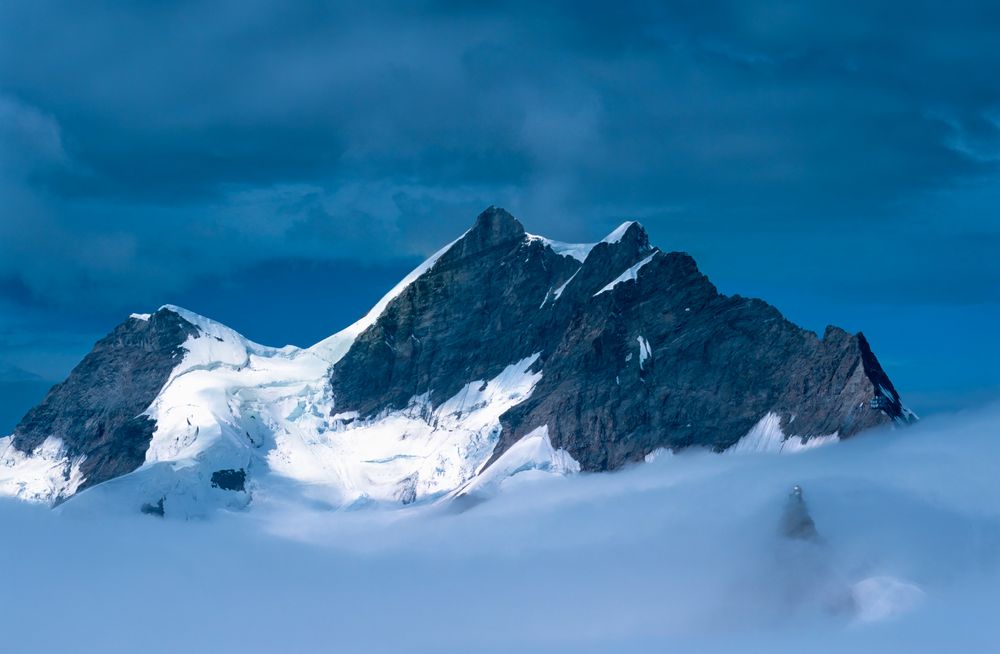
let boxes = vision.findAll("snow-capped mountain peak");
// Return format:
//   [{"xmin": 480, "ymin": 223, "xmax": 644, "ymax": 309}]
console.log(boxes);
[{"xmin": 0, "ymin": 207, "xmax": 914, "ymax": 515}]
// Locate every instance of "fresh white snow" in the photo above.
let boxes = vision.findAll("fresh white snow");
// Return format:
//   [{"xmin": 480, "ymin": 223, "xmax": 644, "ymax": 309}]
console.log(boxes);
[
  {"xmin": 456, "ymin": 425, "xmax": 580, "ymax": 497},
  {"xmin": 600, "ymin": 220, "xmax": 637, "ymax": 244},
  {"xmin": 551, "ymin": 269, "xmax": 579, "ymax": 302},
  {"xmin": 267, "ymin": 353, "xmax": 545, "ymax": 507},
  {"xmin": 593, "ymin": 251, "xmax": 659, "ymax": 296},
  {"xmin": 636, "ymin": 335, "xmax": 652, "ymax": 369},
  {"xmin": 0, "ymin": 436, "xmax": 84, "ymax": 502},
  {"xmin": 527, "ymin": 220, "xmax": 639, "ymax": 265},
  {"xmin": 726, "ymin": 412, "xmax": 840, "ymax": 454},
  {"xmin": 526, "ymin": 233, "xmax": 594, "ymax": 262}
]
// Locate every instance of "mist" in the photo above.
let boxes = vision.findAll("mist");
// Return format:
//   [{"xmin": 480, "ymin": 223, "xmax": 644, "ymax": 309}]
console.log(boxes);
[{"xmin": 2, "ymin": 402, "xmax": 998, "ymax": 653}]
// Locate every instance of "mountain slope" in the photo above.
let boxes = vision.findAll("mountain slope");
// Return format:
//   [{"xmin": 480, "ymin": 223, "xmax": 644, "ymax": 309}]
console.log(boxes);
[
  {"xmin": 331, "ymin": 208, "xmax": 912, "ymax": 471},
  {"xmin": 0, "ymin": 208, "xmax": 914, "ymax": 513}
]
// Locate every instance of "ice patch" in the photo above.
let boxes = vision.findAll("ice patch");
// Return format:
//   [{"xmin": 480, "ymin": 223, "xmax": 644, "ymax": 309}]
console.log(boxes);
[
  {"xmin": 594, "ymin": 251, "xmax": 659, "ymax": 296},
  {"xmin": 551, "ymin": 269, "xmax": 579, "ymax": 302},
  {"xmin": 458, "ymin": 425, "xmax": 580, "ymax": 497},
  {"xmin": 600, "ymin": 221, "xmax": 637, "ymax": 244},
  {"xmin": 526, "ymin": 234, "xmax": 594, "ymax": 262},
  {"xmin": 637, "ymin": 335, "xmax": 652, "ymax": 369},
  {"xmin": 129, "ymin": 313, "xmax": 150, "ymax": 321},
  {"xmin": 726, "ymin": 412, "xmax": 839, "ymax": 454}
]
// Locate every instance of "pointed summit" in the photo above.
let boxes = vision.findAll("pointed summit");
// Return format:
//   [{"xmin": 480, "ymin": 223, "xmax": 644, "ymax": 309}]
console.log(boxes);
[
  {"xmin": 9, "ymin": 307, "xmax": 198, "ymax": 498},
  {"xmin": 445, "ymin": 207, "xmax": 526, "ymax": 261},
  {"xmin": 590, "ymin": 220, "xmax": 652, "ymax": 260},
  {"xmin": 476, "ymin": 205, "xmax": 524, "ymax": 236},
  {"xmin": 601, "ymin": 220, "xmax": 648, "ymax": 247}
]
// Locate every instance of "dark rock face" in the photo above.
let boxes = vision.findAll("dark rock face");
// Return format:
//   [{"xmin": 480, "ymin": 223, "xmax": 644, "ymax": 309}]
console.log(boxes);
[
  {"xmin": 331, "ymin": 207, "xmax": 579, "ymax": 414},
  {"xmin": 141, "ymin": 496, "xmax": 165, "ymax": 517},
  {"xmin": 780, "ymin": 485, "xmax": 819, "ymax": 541},
  {"xmin": 11, "ymin": 308, "xmax": 196, "ymax": 491},
  {"xmin": 331, "ymin": 207, "xmax": 913, "ymax": 472},
  {"xmin": 210, "ymin": 469, "xmax": 247, "ymax": 492}
]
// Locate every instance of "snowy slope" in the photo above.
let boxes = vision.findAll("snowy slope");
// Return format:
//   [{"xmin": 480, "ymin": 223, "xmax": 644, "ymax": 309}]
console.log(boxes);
[
  {"xmin": 0, "ymin": 229, "xmax": 569, "ymax": 514},
  {"xmin": 77, "ymin": 298, "xmax": 548, "ymax": 514}
]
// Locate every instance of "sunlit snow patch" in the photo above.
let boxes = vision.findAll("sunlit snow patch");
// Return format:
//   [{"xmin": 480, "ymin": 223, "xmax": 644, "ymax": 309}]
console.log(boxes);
[
  {"xmin": 600, "ymin": 220, "xmax": 637, "ymax": 244},
  {"xmin": 456, "ymin": 425, "xmax": 580, "ymax": 499},
  {"xmin": 526, "ymin": 233, "xmax": 594, "ymax": 262},
  {"xmin": 726, "ymin": 412, "xmax": 839, "ymax": 454},
  {"xmin": 0, "ymin": 436, "xmax": 85, "ymax": 503},
  {"xmin": 594, "ymin": 251, "xmax": 659, "ymax": 296},
  {"xmin": 637, "ymin": 335, "xmax": 652, "ymax": 369},
  {"xmin": 267, "ymin": 353, "xmax": 546, "ymax": 507}
]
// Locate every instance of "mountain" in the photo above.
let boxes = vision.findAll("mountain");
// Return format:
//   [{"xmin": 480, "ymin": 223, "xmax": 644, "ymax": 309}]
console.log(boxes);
[{"xmin": 0, "ymin": 208, "xmax": 915, "ymax": 514}]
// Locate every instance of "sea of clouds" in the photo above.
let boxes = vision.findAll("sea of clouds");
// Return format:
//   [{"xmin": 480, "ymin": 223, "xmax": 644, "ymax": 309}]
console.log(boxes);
[{"xmin": 1, "ymin": 402, "xmax": 998, "ymax": 653}]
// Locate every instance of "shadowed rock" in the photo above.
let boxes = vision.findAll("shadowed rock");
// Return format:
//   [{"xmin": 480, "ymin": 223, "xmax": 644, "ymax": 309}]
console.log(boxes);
[
  {"xmin": 330, "ymin": 207, "xmax": 914, "ymax": 473},
  {"xmin": 11, "ymin": 309, "xmax": 197, "ymax": 492},
  {"xmin": 780, "ymin": 485, "xmax": 819, "ymax": 541},
  {"xmin": 210, "ymin": 469, "xmax": 247, "ymax": 492},
  {"xmin": 140, "ymin": 496, "xmax": 165, "ymax": 517}
]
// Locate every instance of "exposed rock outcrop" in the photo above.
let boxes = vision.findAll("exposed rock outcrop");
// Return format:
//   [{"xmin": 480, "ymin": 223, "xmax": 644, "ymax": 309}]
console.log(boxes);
[
  {"xmin": 780, "ymin": 485, "xmax": 819, "ymax": 541},
  {"xmin": 10, "ymin": 309, "xmax": 196, "ymax": 491},
  {"xmin": 331, "ymin": 207, "xmax": 913, "ymax": 473}
]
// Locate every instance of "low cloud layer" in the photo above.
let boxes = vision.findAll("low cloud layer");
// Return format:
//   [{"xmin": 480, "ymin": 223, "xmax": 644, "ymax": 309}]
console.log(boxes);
[{"xmin": 2, "ymin": 403, "xmax": 999, "ymax": 652}]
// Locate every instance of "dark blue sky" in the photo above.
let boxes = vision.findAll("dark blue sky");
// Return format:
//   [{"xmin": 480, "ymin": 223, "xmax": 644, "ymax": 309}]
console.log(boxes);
[{"xmin": 1, "ymin": 1, "xmax": 998, "ymax": 430}]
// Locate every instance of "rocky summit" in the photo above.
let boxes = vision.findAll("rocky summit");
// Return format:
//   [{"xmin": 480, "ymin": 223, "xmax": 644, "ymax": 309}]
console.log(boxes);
[{"xmin": 0, "ymin": 208, "xmax": 915, "ymax": 515}]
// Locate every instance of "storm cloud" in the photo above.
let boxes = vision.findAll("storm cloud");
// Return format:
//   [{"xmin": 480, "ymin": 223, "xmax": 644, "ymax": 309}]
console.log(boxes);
[{"xmin": 1, "ymin": 1, "xmax": 998, "ymax": 413}]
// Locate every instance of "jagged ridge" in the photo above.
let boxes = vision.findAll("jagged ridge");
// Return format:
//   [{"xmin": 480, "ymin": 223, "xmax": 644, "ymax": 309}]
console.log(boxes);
[{"xmin": 0, "ymin": 207, "xmax": 914, "ymax": 511}]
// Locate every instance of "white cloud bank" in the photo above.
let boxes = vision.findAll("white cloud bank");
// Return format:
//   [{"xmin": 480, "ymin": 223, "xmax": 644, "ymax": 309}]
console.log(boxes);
[{"xmin": 1, "ymin": 402, "xmax": 999, "ymax": 653}]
